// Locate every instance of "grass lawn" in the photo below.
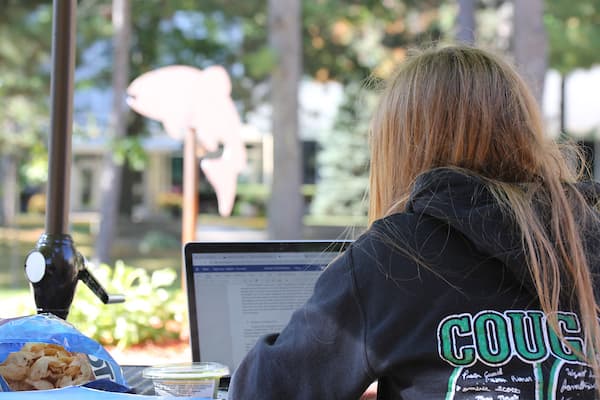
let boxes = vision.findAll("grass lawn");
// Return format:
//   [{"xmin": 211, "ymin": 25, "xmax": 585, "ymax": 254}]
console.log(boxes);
[
  {"xmin": 0, "ymin": 287, "xmax": 36, "ymax": 317},
  {"xmin": 0, "ymin": 287, "xmax": 30, "ymax": 300}
]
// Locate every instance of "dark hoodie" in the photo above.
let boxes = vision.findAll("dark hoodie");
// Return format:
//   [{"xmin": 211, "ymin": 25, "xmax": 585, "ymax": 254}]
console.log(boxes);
[{"xmin": 228, "ymin": 168, "xmax": 600, "ymax": 400}]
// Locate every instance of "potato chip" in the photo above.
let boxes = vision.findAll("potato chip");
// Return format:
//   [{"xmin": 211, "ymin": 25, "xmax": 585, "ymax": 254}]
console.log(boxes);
[
  {"xmin": 0, "ymin": 342, "xmax": 96, "ymax": 391},
  {"xmin": 5, "ymin": 379, "xmax": 34, "ymax": 391},
  {"xmin": 0, "ymin": 364, "xmax": 28, "ymax": 381},
  {"xmin": 25, "ymin": 378, "xmax": 54, "ymax": 390}
]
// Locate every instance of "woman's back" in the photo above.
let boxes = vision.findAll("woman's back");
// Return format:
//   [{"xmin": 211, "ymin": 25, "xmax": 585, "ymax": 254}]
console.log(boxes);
[{"xmin": 353, "ymin": 168, "xmax": 599, "ymax": 399}]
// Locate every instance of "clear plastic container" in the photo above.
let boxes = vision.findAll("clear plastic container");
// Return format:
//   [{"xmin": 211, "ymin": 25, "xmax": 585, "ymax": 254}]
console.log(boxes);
[{"xmin": 142, "ymin": 362, "xmax": 230, "ymax": 398}]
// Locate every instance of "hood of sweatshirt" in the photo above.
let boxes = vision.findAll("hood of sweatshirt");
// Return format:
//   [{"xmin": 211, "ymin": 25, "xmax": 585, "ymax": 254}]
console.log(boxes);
[{"xmin": 405, "ymin": 168, "xmax": 600, "ymax": 296}]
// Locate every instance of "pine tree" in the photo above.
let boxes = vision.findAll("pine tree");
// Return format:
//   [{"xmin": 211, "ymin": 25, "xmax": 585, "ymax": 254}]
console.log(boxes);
[{"xmin": 310, "ymin": 83, "xmax": 376, "ymax": 217}]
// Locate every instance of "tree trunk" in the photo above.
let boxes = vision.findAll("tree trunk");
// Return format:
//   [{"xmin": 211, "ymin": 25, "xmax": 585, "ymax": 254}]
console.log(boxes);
[
  {"xmin": 95, "ymin": 0, "xmax": 130, "ymax": 264},
  {"xmin": 0, "ymin": 154, "xmax": 21, "ymax": 287},
  {"xmin": 0, "ymin": 155, "xmax": 18, "ymax": 226},
  {"xmin": 456, "ymin": 0, "xmax": 476, "ymax": 44},
  {"xmin": 512, "ymin": 0, "xmax": 547, "ymax": 107},
  {"xmin": 560, "ymin": 73, "xmax": 566, "ymax": 135},
  {"xmin": 267, "ymin": 0, "xmax": 303, "ymax": 239}
]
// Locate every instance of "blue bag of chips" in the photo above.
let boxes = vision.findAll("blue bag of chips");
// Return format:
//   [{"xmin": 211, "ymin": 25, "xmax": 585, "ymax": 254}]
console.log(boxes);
[{"xmin": 0, "ymin": 314, "xmax": 127, "ymax": 392}]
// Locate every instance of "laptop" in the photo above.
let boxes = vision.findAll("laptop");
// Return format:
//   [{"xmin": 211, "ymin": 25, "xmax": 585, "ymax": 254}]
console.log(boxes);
[{"xmin": 183, "ymin": 240, "xmax": 351, "ymax": 386}]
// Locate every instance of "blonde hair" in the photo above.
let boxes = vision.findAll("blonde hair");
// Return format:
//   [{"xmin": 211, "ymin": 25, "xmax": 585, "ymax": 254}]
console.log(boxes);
[{"xmin": 369, "ymin": 45, "xmax": 600, "ymax": 376}]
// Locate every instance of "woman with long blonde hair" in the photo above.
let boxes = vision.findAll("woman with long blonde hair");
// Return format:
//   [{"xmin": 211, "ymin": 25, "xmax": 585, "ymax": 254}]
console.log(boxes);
[{"xmin": 229, "ymin": 45, "xmax": 600, "ymax": 399}]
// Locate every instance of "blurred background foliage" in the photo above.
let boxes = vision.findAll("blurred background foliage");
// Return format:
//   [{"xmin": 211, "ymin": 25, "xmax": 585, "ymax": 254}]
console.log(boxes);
[
  {"xmin": 5, "ymin": 0, "xmax": 596, "ymax": 227},
  {"xmin": 8, "ymin": 260, "xmax": 186, "ymax": 349},
  {"xmin": 69, "ymin": 261, "xmax": 186, "ymax": 349},
  {"xmin": 2, "ymin": 0, "xmax": 600, "ymax": 346},
  {"xmin": 545, "ymin": 0, "xmax": 600, "ymax": 74}
]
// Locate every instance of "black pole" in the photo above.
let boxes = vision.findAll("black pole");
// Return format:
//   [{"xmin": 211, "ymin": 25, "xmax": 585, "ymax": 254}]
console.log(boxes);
[
  {"xmin": 46, "ymin": 0, "xmax": 76, "ymax": 235},
  {"xmin": 24, "ymin": 0, "xmax": 124, "ymax": 320}
]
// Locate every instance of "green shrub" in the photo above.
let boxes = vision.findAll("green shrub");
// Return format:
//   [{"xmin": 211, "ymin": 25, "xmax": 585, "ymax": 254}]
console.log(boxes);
[
  {"xmin": 68, "ymin": 261, "xmax": 186, "ymax": 349},
  {"xmin": 138, "ymin": 230, "xmax": 180, "ymax": 254},
  {"xmin": 233, "ymin": 183, "xmax": 316, "ymax": 217},
  {"xmin": 234, "ymin": 184, "xmax": 268, "ymax": 216}
]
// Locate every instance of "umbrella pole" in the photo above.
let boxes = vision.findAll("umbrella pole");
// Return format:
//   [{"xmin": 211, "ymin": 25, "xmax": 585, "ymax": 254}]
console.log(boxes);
[
  {"xmin": 24, "ymin": 0, "xmax": 124, "ymax": 320},
  {"xmin": 23, "ymin": 0, "xmax": 78, "ymax": 320},
  {"xmin": 46, "ymin": 0, "xmax": 76, "ymax": 235}
]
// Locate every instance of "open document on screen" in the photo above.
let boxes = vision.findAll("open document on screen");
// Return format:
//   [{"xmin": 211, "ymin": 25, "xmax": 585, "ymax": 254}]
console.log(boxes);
[{"xmin": 191, "ymin": 250, "xmax": 341, "ymax": 372}]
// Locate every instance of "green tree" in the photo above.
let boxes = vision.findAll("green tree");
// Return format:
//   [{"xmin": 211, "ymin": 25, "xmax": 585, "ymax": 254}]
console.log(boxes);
[
  {"xmin": 545, "ymin": 0, "xmax": 600, "ymax": 75},
  {"xmin": 309, "ymin": 1, "xmax": 450, "ymax": 219},
  {"xmin": 0, "ymin": 2, "xmax": 52, "ymax": 225},
  {"xmin": 544, "ymin": 0, "xmax": 600, "ymax": 133},
  {"xmin": 310, "ymin": 83, "xmax": 375, "ymax": 218}
]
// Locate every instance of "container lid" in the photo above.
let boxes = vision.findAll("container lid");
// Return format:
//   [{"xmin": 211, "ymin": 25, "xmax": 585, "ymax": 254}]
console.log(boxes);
[{"xmin": 142, "ymin": 362, "xmax": 230, "ymax": 380}]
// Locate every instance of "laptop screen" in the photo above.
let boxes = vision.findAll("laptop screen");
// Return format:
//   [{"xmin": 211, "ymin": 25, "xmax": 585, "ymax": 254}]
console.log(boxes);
[{"xmin": 183, "ymin": 240, "xmax": 351, "ymax": 373}]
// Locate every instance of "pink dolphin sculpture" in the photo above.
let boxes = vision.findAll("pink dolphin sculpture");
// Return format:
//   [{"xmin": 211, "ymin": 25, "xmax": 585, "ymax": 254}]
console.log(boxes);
[{"xmin": 126, "ymin": 65, "xmax": 247, "ymax": 216}]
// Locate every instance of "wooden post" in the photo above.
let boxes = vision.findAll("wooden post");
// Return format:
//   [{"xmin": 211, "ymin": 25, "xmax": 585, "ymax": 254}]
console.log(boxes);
[{"xmin": 182, "ymin": 129, "xmax": 198, "ymax": 245}]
